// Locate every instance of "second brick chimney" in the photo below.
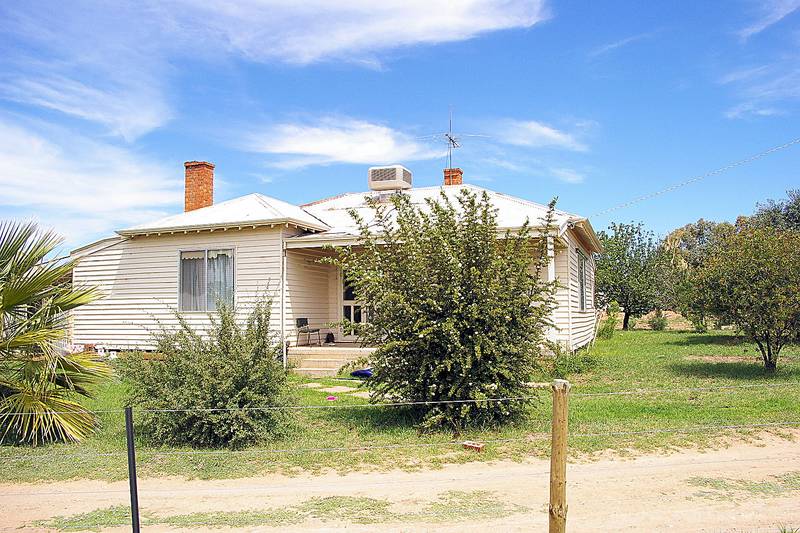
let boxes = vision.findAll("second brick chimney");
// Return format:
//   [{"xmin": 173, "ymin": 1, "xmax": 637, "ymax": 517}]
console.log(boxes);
[
  {"xmin": 184, "ymin": 161, "xmax": 214, "ymax": 212},
  {"xmin": 443, "ymin": 167, "xmax": 463, "ymax": 186}
]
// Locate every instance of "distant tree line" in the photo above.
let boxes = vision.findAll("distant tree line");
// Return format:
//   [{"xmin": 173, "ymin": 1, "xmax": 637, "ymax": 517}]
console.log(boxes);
[{"xmin": 595, "ymin": 189, "xmax": 800, "ymax": 371}]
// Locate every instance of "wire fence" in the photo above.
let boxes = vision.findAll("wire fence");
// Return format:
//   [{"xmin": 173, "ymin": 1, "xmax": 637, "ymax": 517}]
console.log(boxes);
[{"xmin": 2, "ymin": 381, "xmax": 799, "ymax": 532}]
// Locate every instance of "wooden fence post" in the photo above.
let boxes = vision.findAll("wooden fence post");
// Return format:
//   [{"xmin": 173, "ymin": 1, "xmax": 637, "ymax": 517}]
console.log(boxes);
[{"xmin": 549, "ymin": 379, "xmax": 570, "ymax": 533}]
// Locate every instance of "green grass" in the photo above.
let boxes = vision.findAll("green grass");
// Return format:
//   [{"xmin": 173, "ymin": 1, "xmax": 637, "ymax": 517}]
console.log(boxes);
[
  {"xmin": 2, "ymin": 330, "xmax": 799, "ymax": 482},
  {"xmin": 34, "ymin": 491, "xmax": 526, "ymax": 530},
  {"xmin": 688, "ymin": 471, "xmax": 800, "ymax": 501}
]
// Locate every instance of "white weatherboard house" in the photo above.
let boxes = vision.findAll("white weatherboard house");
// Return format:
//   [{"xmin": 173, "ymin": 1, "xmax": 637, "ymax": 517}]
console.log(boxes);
[{"xmin": 70, "ymin": 162, "xmax": 602, "ymax": 376}]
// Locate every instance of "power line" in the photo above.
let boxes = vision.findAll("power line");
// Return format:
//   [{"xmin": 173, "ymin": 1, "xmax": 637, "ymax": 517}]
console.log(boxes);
[{"xmin": 591, "ymin": 136, "xmax": 800, "ymax": 218}]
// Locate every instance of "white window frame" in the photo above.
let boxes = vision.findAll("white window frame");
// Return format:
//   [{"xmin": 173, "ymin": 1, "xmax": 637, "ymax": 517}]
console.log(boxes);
[
  {"xmin": 178, "ymin": 248, "xmax": 235, "ymax": 312},
  {"xmin": 578, "ymin": 250, "xmax": 587, "ymax": 312},
  {"xmin": 339, "ymin": 268, "xmax": 367, "ymax": 339}
]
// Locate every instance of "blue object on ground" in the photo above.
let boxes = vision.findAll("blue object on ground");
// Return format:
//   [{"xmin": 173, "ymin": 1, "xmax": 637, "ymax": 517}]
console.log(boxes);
[{"xmin": 351, "ymin": 367, "xmax": 373, "ymax": 378}]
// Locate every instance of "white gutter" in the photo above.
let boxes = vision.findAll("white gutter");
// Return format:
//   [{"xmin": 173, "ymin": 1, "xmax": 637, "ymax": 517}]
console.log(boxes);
[{"xmin": 116, "ymin": 217, "xmax": 328, "ymax": 237}]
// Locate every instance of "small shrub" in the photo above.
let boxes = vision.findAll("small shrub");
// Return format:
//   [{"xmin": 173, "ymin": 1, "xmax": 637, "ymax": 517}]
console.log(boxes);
[
  {"xmin": 627, "ymin": 317, "xmax": 638, "ymax": 329},
  {"xmin": 549, "ymin": 343, "xmax": 597, "ymax": 379},
  {"xmin": 648, "ymin": 309, "xmax": 668, "ymax": 331},
  {"xmin": 597, "ymin": 301, "xmax": 621, "ymax": 339},
  {"xmin": 118, "ymin": 300, "xmax": 293, "ymax": 448}
]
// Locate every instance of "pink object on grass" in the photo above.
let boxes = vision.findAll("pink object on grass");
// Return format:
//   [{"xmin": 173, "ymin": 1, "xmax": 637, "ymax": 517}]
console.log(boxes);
[{"xmin": 326, "ymin": 395, "xmax": 337, "ymax": 401}]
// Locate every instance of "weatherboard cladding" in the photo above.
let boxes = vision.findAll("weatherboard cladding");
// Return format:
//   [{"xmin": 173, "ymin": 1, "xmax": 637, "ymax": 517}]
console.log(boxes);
[{"xmin": 71, "ymin": 181, "xmax": 598, "ymax": 350}]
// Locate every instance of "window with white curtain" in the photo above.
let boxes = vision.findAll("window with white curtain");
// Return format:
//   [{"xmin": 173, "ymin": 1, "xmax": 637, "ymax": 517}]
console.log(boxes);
[{"xmin": 179, "ymin": 249, "xmax": 234, "ymax": 311}]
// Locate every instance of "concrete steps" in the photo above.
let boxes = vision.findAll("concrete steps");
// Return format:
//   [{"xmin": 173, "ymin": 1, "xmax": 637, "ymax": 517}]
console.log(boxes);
[{"xmin": 289, "ymin": 345, "xmax": 375, "ymax": 377}]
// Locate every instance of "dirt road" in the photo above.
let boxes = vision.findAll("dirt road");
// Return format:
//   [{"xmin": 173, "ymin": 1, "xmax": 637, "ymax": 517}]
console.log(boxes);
[{"xmin": 2, "ymin": 432, "xmax": 799, "ymax": 532}]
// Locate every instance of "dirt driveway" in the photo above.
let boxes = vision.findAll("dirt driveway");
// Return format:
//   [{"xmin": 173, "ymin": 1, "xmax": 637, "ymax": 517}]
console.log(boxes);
[{"xmin": 2, "ymin": 431, "xmax": 799, "ymax": 532}]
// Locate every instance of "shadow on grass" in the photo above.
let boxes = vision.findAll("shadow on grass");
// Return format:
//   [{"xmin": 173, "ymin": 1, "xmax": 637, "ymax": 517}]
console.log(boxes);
[
  {"xmin": 668, "ymin": 360, "xmax": 798, "ymax": 380},
  {"xmin": 321, "ymin": 403, "xmax": 422, "ymax": 430},
  {"xmin": 307, "ymin": 394, "xmax": 549, "ymax": 437},
  {"xmin": 666, "ymin": 333, "xmax": 749, "ymax": 347}
]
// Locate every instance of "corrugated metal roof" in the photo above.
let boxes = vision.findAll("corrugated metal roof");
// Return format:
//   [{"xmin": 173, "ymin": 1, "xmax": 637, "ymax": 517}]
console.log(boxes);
[
  {"xmin": 104, "ymin": 183, "xmax": 600, "ymax": 252},
  {"xmin": 117, "ymin": 193, "xmax": 329, "ymax": 235},
  {"xmin": 302, "ymin": 183, "xmax": 577, "ymax": 234}
]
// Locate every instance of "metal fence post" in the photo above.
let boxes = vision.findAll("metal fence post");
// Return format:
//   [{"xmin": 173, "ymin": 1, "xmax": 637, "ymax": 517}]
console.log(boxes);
[
  {"xmin": 549, "ymin": 379, "xmax": 570, "ymax": 533},
  {"xmin": 124, "ymin": 406, "xmax": 141, "ymax": 533}
]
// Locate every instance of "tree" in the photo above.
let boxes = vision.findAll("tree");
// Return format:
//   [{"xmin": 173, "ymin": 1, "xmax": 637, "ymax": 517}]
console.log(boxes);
[
  {"xmin": 693, "ymin": 224, "xmax": 800, "ymax": 371},
  {"xmin": 0, "ymin": 221, "xmax": 110, "ymax": 445},
  {"xmin": 328, "ymin": 189, "xmax": 557, "ymax": 432},
  {"xmin": 118, "ymin": 300, "xmax": 293, "ymax": 448},
  {"xmin": 660, "ymin": 219, "xmax": 733, "ymax": 330},
  {"xmin": 595, "ymin": 223, "xmax": 661, "ymax": 329},
  {"xmin": 752, "ymin": 190, "xmax": 800, "ymax": 230}
]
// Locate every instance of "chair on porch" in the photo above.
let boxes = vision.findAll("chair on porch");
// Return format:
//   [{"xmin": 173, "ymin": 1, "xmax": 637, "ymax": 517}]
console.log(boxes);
[{"xmin": 295, "ymin": 318, "xmax": 322, "ymax": 346}]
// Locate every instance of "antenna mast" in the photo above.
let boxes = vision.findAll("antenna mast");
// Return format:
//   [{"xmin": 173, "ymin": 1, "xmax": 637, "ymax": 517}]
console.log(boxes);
[{"xmin": 444, "ymin": 107, "xmax": 460, "ymax": 169}]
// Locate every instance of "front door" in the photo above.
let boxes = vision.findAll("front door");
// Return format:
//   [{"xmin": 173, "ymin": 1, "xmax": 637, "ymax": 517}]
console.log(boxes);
[{"xmin": 341, "ymin": 276, "xmax": 366, "ymax": 339}]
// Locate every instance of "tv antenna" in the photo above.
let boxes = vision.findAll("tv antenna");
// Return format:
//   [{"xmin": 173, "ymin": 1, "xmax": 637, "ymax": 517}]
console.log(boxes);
[
  {"xmin": 444, "ymin": 109, "xmax": 460, "ymax": 169},
  {"xmin": 417, "ymin": 107, "xmax": 489, "ymax": 169}
]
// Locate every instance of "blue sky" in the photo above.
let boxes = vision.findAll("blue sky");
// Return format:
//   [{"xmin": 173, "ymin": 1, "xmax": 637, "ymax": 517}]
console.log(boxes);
[{"xmin": 1, "ymin": 1, "xmax": 798, "ymax": 249}]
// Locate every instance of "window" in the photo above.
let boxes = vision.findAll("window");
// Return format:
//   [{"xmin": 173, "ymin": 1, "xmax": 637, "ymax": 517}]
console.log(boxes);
[
  {"xmin": 180, "ymin": 249, "xmax": 234, "ymax": 311},
  {"xmin": 342, "ymin": 275, "xmax": 367, "ymax": 334},
  {"xmin": 578, "ymin": 251, "xmax": 587, "ymax": 311}
]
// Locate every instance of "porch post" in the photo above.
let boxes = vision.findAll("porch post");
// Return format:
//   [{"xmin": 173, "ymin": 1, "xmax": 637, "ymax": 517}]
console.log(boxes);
[
  {"xmin": 281, "ymin": 238, "xmax": 287, "ymax": 369},
  {"xmin": 546, "ymin": 235, "xmax": 556, "ymax": 282},
  {"xmin": 546, "ymin": 235, "xmax": 560, "ymax": 346}
]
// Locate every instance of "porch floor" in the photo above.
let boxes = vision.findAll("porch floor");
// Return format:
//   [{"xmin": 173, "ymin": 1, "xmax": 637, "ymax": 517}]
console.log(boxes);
[{"xmin": 287, "ymin": 344, "xmax": 375, "ymax": 377}]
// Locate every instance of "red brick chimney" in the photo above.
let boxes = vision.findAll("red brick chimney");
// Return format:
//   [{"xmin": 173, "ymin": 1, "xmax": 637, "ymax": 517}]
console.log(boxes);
[
  {"xmin": 443, "ymin": 167, "xmax": 463, "ymax": 186},
  {"xmin": 184, "ymin": 161, "xmax": 214, "ymax": 212}
]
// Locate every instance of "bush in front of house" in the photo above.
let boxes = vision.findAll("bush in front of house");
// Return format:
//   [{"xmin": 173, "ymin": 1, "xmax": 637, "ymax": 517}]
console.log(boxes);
[
  {"xmin": 549, "ymin": 342, "xmax": 597, "ymax": 379},
  {"xmin": 118, "ymin": 300, "xmax": 293, "ymax": 448},
  {"xmin": 328, "ymin": 189, "xmax": 558, "ymax": 433}
]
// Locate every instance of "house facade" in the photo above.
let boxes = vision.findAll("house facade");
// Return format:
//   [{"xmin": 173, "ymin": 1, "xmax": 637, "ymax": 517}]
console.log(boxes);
[{"xmin": 70, "ymin": 161, "xmax": 602, "ymax": 374}]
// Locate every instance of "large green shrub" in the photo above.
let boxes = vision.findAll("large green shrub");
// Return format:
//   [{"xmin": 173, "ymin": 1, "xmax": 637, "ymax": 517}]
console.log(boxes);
[
  {"xmin": 119, "ymin": 301, "xmax": 293, "ymax": 448},
  {"xmin": 328, "ymin": 189, "xmax": 557, "ymax": 432}
]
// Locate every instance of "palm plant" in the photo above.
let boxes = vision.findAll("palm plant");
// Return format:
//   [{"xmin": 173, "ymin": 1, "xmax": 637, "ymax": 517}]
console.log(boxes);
[{"xmin": 0, "ymin": 221, "xmax": 110, "ymax": 445}]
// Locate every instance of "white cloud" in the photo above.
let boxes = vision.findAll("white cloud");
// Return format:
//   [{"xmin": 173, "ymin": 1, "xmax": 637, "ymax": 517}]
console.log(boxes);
[
  {"xmin": 588, "ymin": 32, "xmax": 655, "ymax": 58},
  {"xmin": 491, "ymin": 119, "xmax": 588, "ymax": 151},
  {"xmin": 720, "ymin": 60, "xmax": 800, "ymax": 119},
  {"xmin": 549, "ymin": 167, "xmax": 585, "ymax": 184},
  {"xmin": 739, "ymin": 0, "xmax": 800, "ymax": 39},
  {"xmin": 0, "ymin": 116, "xmax": 181, "ymax": 247},
  {"xmin": 0, "ymin": 1, "xmax": 547, "ymax": 138},
  {"xmin": 0, "ymin": 75, "xmax": 171, "ymax": 142},
  {"xmin": 165, "ymin": 0, "xmax": 549, "ymax": 64},
  {"xmin": 245, "ymin": 117, "xmax": 444, "ymax": 168},
  {"xmin": 724, "ymin": 102, "xmax": 783, "ymax": 119}
]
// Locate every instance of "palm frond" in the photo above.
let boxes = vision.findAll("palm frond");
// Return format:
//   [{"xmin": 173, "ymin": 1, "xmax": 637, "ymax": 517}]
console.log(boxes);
[
  {"xmin": 0, "ymin": 220, "xmax": 108, "ymax": 445},
  {"xmin": 0, "ymin": 391, "xmax": 99, "ymax": 445}
]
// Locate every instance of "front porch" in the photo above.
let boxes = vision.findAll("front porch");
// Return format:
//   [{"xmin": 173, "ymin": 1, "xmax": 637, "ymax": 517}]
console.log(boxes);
[
  {"xmin": 283, "ymin": 245, "xmax": 373, "ymax": 376},
  {"xmin": 288, "ymin": 344, "xmax": 376, "ymax": 377}
]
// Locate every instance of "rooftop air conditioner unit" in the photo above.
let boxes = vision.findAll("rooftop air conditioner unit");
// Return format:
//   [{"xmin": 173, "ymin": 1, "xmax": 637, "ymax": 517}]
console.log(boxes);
[{"xmin": 368, "ymin": 165, "xmax": 412, "ymax": 191}]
